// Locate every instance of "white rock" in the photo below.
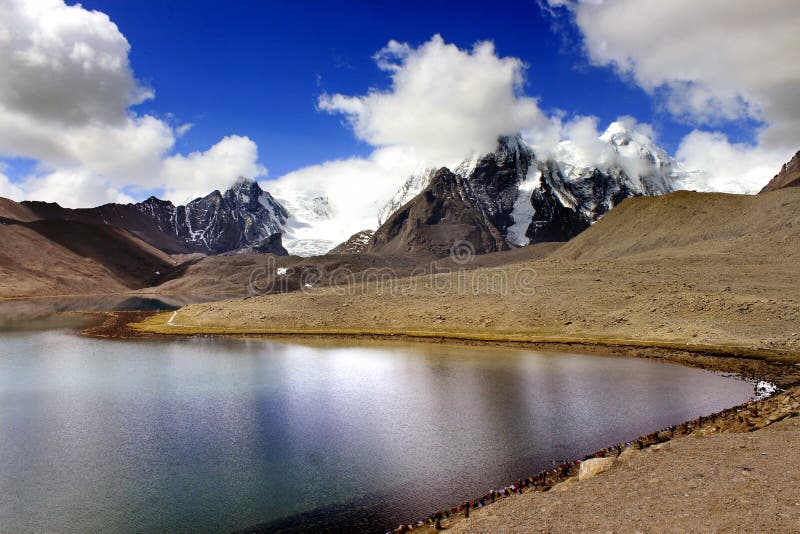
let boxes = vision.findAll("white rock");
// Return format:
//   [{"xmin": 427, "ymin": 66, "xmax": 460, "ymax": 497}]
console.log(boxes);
[{"xmin": 578, "ymin": 457, "xmax": 616, "ymax": 481}]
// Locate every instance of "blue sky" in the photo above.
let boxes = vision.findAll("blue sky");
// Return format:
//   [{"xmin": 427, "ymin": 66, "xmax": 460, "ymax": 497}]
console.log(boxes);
[
  {"xmin": 68, "ymin": 0, "xmax": 691, "ymax": 176},
  {"xmin": 0, "ymin": 0, "xmax": 795, "ymax": 205}
]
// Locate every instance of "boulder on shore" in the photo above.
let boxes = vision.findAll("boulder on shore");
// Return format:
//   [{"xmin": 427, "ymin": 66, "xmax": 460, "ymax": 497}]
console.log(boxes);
[{"xmin": 578, "ymin": 457, "xmax": 616, "ymax": 481}]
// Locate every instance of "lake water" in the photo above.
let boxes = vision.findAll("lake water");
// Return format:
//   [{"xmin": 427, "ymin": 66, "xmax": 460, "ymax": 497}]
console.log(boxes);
[{"xmin": 0, "ymin": 321, "xmax": 755, "ymax": 532}]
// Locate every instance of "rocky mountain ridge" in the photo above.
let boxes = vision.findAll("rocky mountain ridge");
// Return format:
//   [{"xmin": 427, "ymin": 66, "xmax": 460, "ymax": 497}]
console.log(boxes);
[
  {"xmin": 6, "ymin": 122, "xmax": 690, "ymax": 258},
  {"xmin": 360, "ymin": 123, "xmax": 685, "ymax": 256},
  {"xmin": 20, "ymin": 178, "xmax": 289, "ymax": 255}
]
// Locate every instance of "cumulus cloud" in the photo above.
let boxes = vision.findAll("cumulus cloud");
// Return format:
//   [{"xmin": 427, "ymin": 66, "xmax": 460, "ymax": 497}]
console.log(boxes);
[
  {"xmin": 540, "ymin": 114, "xmax": 667, "ymax": 181},
  {"xmin": 275, "ymin": 35, "xmax": 668, "ymax": 247},
  {"xmin": 544, "ymin": 0, "xmax": 800, "ymax": 191},
  {"xmin": 21, "ymin": 169, "xmax": 135, "ymax": 207},
  {"xmin": 552, "ymin": 116, "xmax": 613, "ymax": 167},
  {"xmin": 675, "ymin": 132, "xmax": 789, "ymax": 194},
  {"xmin": 161, "ymin": 136, "xmax": 266, "ymax": 203},
  {"xmin": 0, "ymin": 0, "xmax": 152, "ymax": 126},
  {"xmin": 0, "ymin": 0, "xmax": 263, "ymax": 206},
  {"xmin": 263, "ymin": 35, "xmax": 561, "ymax": 246},
  {"xmin": 318, "ymin": 34, "xmax": 549, "ymax": 166}
]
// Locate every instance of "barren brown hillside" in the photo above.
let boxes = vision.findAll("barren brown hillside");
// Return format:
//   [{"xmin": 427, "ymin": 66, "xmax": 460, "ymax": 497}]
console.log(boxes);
[
  {"xmin": 0, "ymin": 203, "xmax": 182, "ymax": 298},
  {"xmin": 0, "ymin": 198, "xmax": 36, "ymax": 221},
  {"xmin": 555, "ymin": 189, "xmax": 800, "ymax": 261}
]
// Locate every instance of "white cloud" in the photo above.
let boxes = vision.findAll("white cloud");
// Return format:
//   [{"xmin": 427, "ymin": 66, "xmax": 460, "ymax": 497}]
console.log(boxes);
[
  {"xmin": 175, "ymin": 123, "xmax": 193, "ymax": 137},
  {"xmin": 318, "ymin": 34, "xmax": 549, "ymax": 166},
  {"xmin": 161, "ymin": 136, "xmax": 266, "ymax": 204},
  {"xmin": 264, "ymin": 35, "xmax": 560, "ymax": 248},
  {"xmin": 21, "ymin": 169, "xmax": 134, "ymax": 207},
  {"xmin": 0, "ymin": 111, "xmax": 175, "ymax": 187},
  {"xmin": 545, "ymin": 0, "xmax": 800, "ymax": 191},
  {"xmin": 675, "ymin": 131, "xmax": 788, "ymax": 194},
  {"xmin": 541, "ymin": 114, "xmax": 669, "ymax": 181},
  {"xmin": 0, "ymin": 170, "xmax": 24, "ymax": 201},
  {"xmin": 552, "ymin": 116, "xmax": 612, "ymax": 167},
  {"xmin": 0, "ymin": 0, "xmax": 151, "ymax": 126},
  {"xmin": 274, "ymin": 35, "xmax": 674, "ymax": 249},
  {"xmin": 0, "ymin": 0, "xmax": 264, "ymax": 206},
  {"xmin": 268, "ymin": 146, "xmax": 421, "ymax": 244}
]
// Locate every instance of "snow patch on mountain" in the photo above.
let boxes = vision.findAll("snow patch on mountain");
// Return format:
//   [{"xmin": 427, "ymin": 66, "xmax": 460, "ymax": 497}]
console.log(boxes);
[
  {"xmin": 506, "ymin": 167, "xmax": 541, "ymax": 246},
  {"xmin": 555, "ymin": 121, "xmax": 686, "ymax": 197},
  {"xmin": 266, "ymin": 183, "xmax": 337, "ymax": 256},
  {"xmin": 377, "ymin": 168, "xmax": 436, "ymax": 225}
]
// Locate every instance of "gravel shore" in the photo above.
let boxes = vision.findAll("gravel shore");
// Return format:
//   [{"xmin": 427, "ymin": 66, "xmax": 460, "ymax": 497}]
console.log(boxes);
[{"xmin": 443, "ymin": 398, "xmax": 800, "ymax": 533}]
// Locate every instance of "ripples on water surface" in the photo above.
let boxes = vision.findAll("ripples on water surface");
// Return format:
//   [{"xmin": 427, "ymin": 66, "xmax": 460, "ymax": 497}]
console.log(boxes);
[{"xmin": 0, "ymin": 311, "xmax": 754, "ymax": 532}]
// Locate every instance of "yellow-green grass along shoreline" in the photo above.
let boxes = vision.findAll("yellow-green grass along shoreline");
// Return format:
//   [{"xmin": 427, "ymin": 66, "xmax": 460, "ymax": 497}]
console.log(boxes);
[{"xmin": 132, "ymin": 311, "xmax": 800, "ymax": 366}]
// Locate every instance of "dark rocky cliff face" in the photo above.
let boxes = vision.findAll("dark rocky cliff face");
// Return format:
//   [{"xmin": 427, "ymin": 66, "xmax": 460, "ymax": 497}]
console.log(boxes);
[
  {"xmin": 365, "ymin": 168, "xmax": 510, "ymax": 258},
  {"xmin": 250, "ymin": 232, "xmax": 289, "ymax": 256},
  {"xmin": 175, "ymin": 179, "xmax": 288, "ymax": 253},
  {"xmin": 464, "ymin": 136, "xmax": 534, "ymax": 232},
  {"xmin": 527, "ymin": 164, "xmax": 590, "ymax": 243}
]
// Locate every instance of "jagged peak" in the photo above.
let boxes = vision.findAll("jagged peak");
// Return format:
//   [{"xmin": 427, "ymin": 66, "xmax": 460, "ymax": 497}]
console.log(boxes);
[
  {"xmin": 599, "ymin": 121, "xmax": 665, "ymax": 159},
  {"xmin": 498, "ymin": 133, "xmax": 527, "ymax": 149},
  {"xmin": 227, "ymin": 176, "xmax": 263, "ymax": 194},
  {"xmin": 141, "ymin": 195, "xmax": 174, "ymax": 207},
  {"xmin": 433, "ymin": 166, "xmax": 455, "ymax": 179},
  {"xmin": 496, "ymin": 134, "xmax": 535, "ymax": 159},
  {"xmin": 600, "ymin": 121, "xmax": 630, "ymax": 140}
]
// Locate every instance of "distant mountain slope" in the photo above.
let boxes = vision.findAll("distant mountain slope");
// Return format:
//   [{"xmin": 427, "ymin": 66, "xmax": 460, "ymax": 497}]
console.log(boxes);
[
  {"xmin": 268, "ymin": 185, "xmax": 337, "ymax": 256},
  {"xmin": 365, "ymin": 168, "xmax": 510, "ymax": 258},
  {"xmin": 554, "ymin": 188, "xmax": 800, "ymax": 262},
  {"xmin": 0, "ymin": 198, "xmax": 37, "ymax": 221},
  {"xmin": 0, "ymin": 211, "xmax": 179, "ymax": 298},
  {"xmin": 20, "ymin": 178, "xmax": 288, "ymax": 255},
  {"xmin": 760, "ymin": 150, "xmax": 800, "ymax": 193}
]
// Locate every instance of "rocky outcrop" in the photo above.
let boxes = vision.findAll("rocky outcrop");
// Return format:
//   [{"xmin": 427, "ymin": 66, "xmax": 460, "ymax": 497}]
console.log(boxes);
[
  {"xmin": 578, "ymin": 457, "xmax": 616, "ymax": 481},
  {"xmin": 760, "ymin": 150, "xmax": 800, "ymax": 193},
  {"xmin": 365, "ymin": 168, "xmax": 510, "ymax": 258},
  {"xmin": 250, "ymin": 233, "xmax": 289, "ymax": 256},
  {"xmin": 330, "ymin": 230, "xmax": 375, "ymax": 255},
  {"xmin": 526, "ymin": 162, "xmax": 590, "ymax": 242}
]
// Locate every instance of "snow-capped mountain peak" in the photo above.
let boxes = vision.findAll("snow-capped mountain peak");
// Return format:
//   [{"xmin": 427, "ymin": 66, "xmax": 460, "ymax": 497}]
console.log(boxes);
[
  {"xmin": 600, "ymin": 121, "xmax": 676, "ymax": 172},
  {"xmin": 372, "ymin": 123, "xmax": 688, "ymax": 250},
  {"xmin": 599, "ymin": 120, "xmax": 630, "ymax": 141}
]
